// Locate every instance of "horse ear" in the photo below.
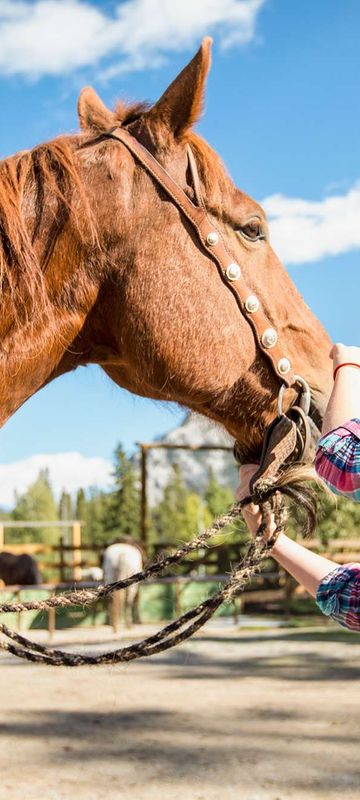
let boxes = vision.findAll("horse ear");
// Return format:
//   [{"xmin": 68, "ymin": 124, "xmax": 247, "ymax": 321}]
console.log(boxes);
[
  {"xmin": 148, "ymin": 37, "xmax": 212, "ymax": 139},
  {"xmin": 78, "ymin": 87, "xmax": 115, "ymax": 132}
]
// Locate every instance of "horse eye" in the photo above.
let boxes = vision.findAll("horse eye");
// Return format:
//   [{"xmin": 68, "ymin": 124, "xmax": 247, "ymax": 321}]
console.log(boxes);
[{"xmin": 239, "ymin": 220, "xmax": 265, "ymax": 241}]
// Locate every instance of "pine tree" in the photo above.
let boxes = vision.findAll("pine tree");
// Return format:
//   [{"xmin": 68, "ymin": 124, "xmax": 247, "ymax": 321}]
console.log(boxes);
[
  {"xmin": 75, "ymin": 488, "xmax": 87, "ymax": 522},
  {"xmin": 12, "ymin": 468, "xmax": 58, "ymax": 543},
  {"xmin": 181, "ymin": 492, "xmax": 212, "ymax": 541},
  {"xmin": 151, "ymin": 463, "xmax": 189, "ymax": 545},
  {"xmin": 74, "ymin": 486, "xmax": 88, "ymax": 543},
  {"xmin": 319, "ymin": 495, "xmax": 360, "ymax": 544},
  {"xmin": 59, "ymin": 490, "xmax": 73, "ymax": 521},
  {"xmin": 103, "ymin": 444, "xmax": 140, "ymax": 540},
  {"xmin": 204, "ymin": 467, "xmax": 234, "ymax": 518},
  {"xmin": 204, "ymin": 467, "xmax": 245, "ymax": 545},
  {"xmin": 287, "ymin": 490, "xmax": 360, "ymax": 546},
  {"xmin": 86, "ymin": 488, "xmax": 109, "ymax": 545}
]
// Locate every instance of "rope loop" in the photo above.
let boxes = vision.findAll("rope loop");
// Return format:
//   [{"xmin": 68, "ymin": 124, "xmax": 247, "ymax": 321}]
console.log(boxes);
[{"xmin": 0, "ymin": 494, "xmax": 286, "ymax": 666}]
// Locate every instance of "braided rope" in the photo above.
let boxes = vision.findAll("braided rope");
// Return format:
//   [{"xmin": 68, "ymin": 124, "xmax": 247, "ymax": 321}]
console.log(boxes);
[{"xmin": 0, "ymin": 497, "xmax": 286, "ymax": 666}]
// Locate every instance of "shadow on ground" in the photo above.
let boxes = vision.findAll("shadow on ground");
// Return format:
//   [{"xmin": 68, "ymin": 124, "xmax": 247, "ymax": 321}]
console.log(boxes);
[{"xmin": 0, "ymin": 705, "xmax": 359, "ymax": 793}]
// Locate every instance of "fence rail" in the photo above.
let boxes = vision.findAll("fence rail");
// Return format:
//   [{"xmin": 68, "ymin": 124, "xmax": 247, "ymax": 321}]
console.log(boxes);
[
  {"xmin": 0, "ymin": 536, "xmax": 359, "ymax": 636},
  {"xmin": 1, "ymin": 536, "xmax": 360, "ymax": 581},
  {"xmin": 0, "ymin": 572, "xmax": 290, "ymax": 637}
]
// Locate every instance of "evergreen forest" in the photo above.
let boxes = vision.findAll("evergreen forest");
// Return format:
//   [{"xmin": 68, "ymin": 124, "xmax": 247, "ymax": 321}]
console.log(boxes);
[{"xmin": 1, "ymin": 444, "xmax": 359, "ymax": 559}]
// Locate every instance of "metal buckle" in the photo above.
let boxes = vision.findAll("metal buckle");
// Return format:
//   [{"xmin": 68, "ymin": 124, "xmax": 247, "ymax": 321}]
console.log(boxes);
[{"xmin": 277, "ymin": 374, "xmax": 311, "ymax": 418}]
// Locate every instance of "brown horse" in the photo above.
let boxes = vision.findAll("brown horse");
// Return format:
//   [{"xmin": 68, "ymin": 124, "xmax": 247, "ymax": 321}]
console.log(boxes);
[{"xmin": 0, "ymin": 39, "xmax": 332, "ymax": 471}]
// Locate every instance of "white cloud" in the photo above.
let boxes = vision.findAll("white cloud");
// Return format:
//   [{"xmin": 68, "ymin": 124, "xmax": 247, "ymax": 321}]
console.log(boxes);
[
  {"xmin": 263, "ymin": 181, "xmax": 360, "ymax": 265},
  {"xmin": 0, "ymin": 0, "xmax": 266, "ymax": 78},
  {"xmin": 0, "ymin": 452, "xmax": 112, "ymax": 508}
]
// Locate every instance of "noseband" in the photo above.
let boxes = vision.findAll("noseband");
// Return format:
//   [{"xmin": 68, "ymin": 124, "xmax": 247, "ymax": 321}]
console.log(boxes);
[{"xmin": 86, "ymin": 127, "xmax": 313, "ymax": 487}]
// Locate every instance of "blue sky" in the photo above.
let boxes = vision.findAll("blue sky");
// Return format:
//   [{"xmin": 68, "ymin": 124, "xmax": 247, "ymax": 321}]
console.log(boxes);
[{"xmin": 0, "ymin": 0, "xmax": 358, "ymax": 501}]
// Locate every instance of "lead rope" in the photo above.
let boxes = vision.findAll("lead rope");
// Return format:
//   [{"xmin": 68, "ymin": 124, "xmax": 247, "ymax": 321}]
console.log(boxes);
[{"xmin": 0, "ymin": 495, "xmax": 286, "ymax": 666}]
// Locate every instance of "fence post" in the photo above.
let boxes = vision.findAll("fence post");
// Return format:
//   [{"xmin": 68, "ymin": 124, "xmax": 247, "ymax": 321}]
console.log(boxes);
[
  {"xmin": 111, "ymin": 592, "xmax": 121, "ymax": 633},
  {"xmin": 16, "ymin": 589, "xmax": 21, "ymax": 631},
  {"xmin": 175, "ymin": 580, "xmax": 182, "ymax": 617},
  {"xmin": 232, "ymin": 596, "xmax": 243, "ymax": 625},
  {"xmin": 48, "ymin": 606, "xmax": 56, "ymax": 638},
  {"xmin": 59, "ymin": 535, "xmax": 66, "ymax": 582},
  {"xmin": 72, "ymin": 522, "xmax": 82, "ymax": 581},
  {"xmin": 284, "ymin": 573, "xmax": 295, "ymax": 619},
  {"xmin": 140, "ymin": 445, "xmax": 149, "ymax": 551}
]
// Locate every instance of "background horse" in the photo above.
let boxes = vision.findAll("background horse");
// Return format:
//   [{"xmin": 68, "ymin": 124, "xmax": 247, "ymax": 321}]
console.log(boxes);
[
  {"xmin": 103, "ymin": 541, "xmax": 144, "ymax": 628},
  {"xmin": 0, "ymin": 552, "xmax": 41, "ymax": 586},
  {"xmin": 0, "ymin": 38, "xmax": 332, "ymax": 507}
]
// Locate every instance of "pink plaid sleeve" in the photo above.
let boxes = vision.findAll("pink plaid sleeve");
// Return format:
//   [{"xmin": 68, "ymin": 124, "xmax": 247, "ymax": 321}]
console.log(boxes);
[
  {"xmin": 315, "ymin": 419, "xmax": 360, "ymax": 501},
  {"xmin": 316, "ymin": 564, "xmax": 360, "ymax": 630}
]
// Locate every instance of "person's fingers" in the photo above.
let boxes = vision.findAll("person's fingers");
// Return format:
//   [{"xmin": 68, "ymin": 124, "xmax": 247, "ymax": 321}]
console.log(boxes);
[
  {"xmin": 273, "ymin": 490, "xmax": 282, "ymax": 512},
  {"xmin": 263, "ymin": 506, "xmax": 276, "ymax": 536},
  {"xmin": 242, "ymin": 502, "xmax": 260, "ymax": 516},
  {"xmin": 239, "ymin": 463, "xmax": 259, "ymax": 481},
  {"xmin": 237, "ymin": 463, "xmax": 259, "ymax": 500},
  {"xmin": 241, "ymin": 505, "xmax": 262, "ymax": 537},
  {"xmin": 331, "ymin": 343, "xmax": 360, "ymax": 369}
]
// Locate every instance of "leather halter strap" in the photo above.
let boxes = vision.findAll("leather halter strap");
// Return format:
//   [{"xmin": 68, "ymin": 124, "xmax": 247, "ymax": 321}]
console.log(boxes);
[{"xmin": 105, "ymin": 127, "xmax": 296, "ymax": 389}]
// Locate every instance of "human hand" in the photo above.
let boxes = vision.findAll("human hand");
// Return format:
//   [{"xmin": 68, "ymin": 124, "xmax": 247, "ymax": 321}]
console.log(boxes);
[
  {"xmin": 321, "ymin": 343, "xmax": 360, "ymax": 434},
  {"xmin": 236, "ymin": 464, "xmax": 277, "ymax": 541},
  {"xmin": 331, "ymin": 343, "xmax": 360, "ymax": 376}
]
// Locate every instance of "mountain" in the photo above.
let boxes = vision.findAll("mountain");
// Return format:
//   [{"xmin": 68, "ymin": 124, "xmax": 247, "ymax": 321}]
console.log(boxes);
[{"xmin": 136, "ymin": 413, "xmax": 238, "ymax": 505}]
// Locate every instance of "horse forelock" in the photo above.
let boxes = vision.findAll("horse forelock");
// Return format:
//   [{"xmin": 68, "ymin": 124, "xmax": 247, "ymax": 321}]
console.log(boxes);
[{"xmin": 184, "ymin": 132, "xmax": 233, "ymax": 214}]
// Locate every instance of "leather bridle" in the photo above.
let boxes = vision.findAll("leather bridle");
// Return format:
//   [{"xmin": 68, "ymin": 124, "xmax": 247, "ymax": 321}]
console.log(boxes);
[
  {"xmin": 82, "ymin": 127, "xmax": 314, "ymax": 489},
  {"xmin": 106, "ymin": 128, "xmax": 297, "ymax": 385}
]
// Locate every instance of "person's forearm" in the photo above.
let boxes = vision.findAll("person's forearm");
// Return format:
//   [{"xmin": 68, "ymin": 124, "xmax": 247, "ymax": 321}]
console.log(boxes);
[
  {"xmin": 322, "ymin": 367, "xmax": 360, "ymax": 435},
  {"xmin": 271, "ymin": 533, "xmax": 338, "ymax": 597}
]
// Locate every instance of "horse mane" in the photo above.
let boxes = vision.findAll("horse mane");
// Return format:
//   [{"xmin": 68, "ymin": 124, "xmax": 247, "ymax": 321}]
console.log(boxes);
[{"xmin": 0, "ymin": 136, "xmax": 95, "ymax": 333}]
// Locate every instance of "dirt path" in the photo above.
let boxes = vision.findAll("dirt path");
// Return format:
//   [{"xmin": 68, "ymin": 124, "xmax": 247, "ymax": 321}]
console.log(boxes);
[{"xmin": 0, "ymin": 622, "xmax": 359, "ymax": 800}]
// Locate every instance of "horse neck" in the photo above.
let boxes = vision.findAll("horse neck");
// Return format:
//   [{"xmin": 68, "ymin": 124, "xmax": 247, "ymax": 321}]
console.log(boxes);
[
  {"xmin": 0, "ymin": 225, "xmax": 95, "ymax": 425},
  {"xmin": 0, "ymin": 308, "xmax": 84, "ymax": 427}
]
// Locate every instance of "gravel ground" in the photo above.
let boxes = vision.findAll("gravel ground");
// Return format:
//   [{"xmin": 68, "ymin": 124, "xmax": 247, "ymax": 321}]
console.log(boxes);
[{"xmin": 0, "ymin": 621, "xmax": 359, "ymax": 800}]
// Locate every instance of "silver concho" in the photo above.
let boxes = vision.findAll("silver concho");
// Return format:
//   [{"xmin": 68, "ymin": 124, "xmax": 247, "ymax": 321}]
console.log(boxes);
[
  {"xmin": 277, "ymin": 357, "xmax": 291, "ymax": 375},
  {"xmin": 226, "ymin": 263, "xmax": 241, "ymax": 281},
  {"xmin": 245, "ymin": 295, "xmax": 260, "ymax": 313},
  {"xmin": 206, "ymin": 231, "xmax": 219, "ymax": 246},
  {"xmin": 261, "ymin": 328, "xmax": 278, "ymax": 349}
]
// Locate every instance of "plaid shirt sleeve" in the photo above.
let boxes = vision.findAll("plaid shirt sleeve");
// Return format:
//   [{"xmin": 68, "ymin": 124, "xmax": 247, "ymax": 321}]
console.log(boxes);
[
  {"xmin": 316, "ymin": 564, "xmax": 360, "ymax": 630},
  {"xmin": 315, "ymin": 418, "xmax": 360, "ymax": 501}
]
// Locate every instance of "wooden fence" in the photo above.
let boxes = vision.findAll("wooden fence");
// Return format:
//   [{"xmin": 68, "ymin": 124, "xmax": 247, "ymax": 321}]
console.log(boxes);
[
  {"xmin": 0, "ymin": 521, "xmax": 83, "ymax": 580},
  {"xmin": 1, "ymin": 534, "xmax": 360, "ymax": 585},
  {"xmin": 0, "ymin": 536, "xmax": 359, "ymax": 637}
]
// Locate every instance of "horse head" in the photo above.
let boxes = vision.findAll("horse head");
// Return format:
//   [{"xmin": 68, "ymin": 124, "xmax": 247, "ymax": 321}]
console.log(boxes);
[{"xmin": 0, "ymin": 38, "xmax": 332, "ymax": 468}]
